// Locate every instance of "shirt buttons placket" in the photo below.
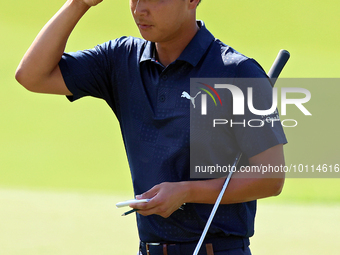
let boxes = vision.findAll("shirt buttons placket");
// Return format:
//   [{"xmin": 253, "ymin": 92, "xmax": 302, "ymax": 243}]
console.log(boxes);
[
  {"xmin": 159, "ymin": 73, "xmax": 168, "ymax": 103},
  {"xmin": 159, "ymin": 94, "xmax": 166, "ymax": 102}
]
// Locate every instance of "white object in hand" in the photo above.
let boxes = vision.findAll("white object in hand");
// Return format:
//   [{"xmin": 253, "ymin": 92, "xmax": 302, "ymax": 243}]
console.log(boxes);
[{"xmin": 116, "ymin": 199, "xmax": 150, "ymax": 208}]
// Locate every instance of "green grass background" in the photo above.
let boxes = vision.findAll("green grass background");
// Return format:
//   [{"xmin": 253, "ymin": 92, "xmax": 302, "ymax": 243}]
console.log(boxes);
[{"xmin": 0, "ymin": 0, "xmax": 339, "ymax": 254}]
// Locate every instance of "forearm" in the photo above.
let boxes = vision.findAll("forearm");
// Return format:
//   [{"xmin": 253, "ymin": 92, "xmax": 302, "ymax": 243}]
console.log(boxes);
[
  {"xmin": 15, "ymin": 0, "xmax": 90, "ymax": 89},
  {"xmin": 132, "ymin": 171, "xmax": 284, "ymax": 218},
  {"xmin": 186, "ymin": 144, "xmax": 286, "ymax": 204},
  {"xmin": 185, "ymin": 172, "xmax": 285, "ymax": 205}
]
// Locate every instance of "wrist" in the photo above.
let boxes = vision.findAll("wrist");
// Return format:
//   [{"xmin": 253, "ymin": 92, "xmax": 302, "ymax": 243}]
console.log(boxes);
[
  {"xmin": 69, "ymin": 0, "xmax": 91, "ymax": 11},
  {"xmin": 180, "ymin": 181, "xmax": 196, "ymax": 204},
  {"xmin": 181, "ymin": 179, "xmax": 225, "ymax": 204}
]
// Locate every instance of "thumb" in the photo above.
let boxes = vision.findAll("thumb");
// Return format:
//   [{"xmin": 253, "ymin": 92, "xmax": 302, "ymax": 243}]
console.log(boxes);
[{"xmin": 136, "ymin": 185, "xmax": 160, "ymax": 200}]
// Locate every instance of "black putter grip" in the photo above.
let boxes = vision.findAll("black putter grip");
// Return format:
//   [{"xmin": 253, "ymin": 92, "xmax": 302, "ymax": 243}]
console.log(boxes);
[{"xmin": 267, "ymin": 49, "xmax": 290, "ymax": 86}]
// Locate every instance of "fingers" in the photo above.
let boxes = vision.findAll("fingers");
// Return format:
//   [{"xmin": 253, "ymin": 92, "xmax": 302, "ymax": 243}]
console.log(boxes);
[
  {"xmin": 75, "ymin": 0, "xmax": 103, "ymax": 8},
  {"xmin": 130, "ymin": 182, "xmax": 187, "ymax": 218},
  {"xmin": 136, "ymin": 185, "xmax": 160, "ymax": 200},
  {"xmin": 134, "ymin": 200, "xmax": 173, "ymax": 218},
  {"xmin": 130, "ymin": 185, "xmax": 163, "ymax": 215}
]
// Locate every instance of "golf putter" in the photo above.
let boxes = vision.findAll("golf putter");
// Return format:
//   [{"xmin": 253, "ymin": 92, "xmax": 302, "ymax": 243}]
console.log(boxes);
[{"xmin": 193, "ymin": 49, "xmax": 290, "ymax": 255}]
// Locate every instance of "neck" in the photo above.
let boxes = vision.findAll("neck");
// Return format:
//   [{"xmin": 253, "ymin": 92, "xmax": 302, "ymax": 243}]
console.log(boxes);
[{"xmin": 155, "ymin": 21, "xmax": 199, "ymax": 67}]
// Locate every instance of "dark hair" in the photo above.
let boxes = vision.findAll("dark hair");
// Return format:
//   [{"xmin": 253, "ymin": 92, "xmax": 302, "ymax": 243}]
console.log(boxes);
[{"xmin": 198, "ymin": 0, "xmax": 201, "ymax": 5}]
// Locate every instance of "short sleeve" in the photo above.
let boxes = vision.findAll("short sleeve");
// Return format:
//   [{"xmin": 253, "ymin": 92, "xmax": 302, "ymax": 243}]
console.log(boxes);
[
  {"xmin": 58, "ymin": 40, "xmax": 116, "ymax": 103},
  {"xmin": 232, "ymin": 59, "xmax": 287, "ymax": 158}
]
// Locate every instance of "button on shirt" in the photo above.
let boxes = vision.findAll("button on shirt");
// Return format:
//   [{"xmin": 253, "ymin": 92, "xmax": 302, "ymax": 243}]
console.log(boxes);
[{"xmin": 59, "ymin": 21, "xmax": 287, "ymax": 244}]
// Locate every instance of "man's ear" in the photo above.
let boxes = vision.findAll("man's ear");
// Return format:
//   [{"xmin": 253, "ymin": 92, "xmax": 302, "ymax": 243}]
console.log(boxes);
[{"xmin": 188, "ymin": 0, "xmax": 200, "ymax": 9}]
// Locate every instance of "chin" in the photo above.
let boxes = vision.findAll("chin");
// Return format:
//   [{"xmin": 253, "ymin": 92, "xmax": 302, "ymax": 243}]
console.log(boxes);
[{"xmin": 139, "ymin": 32, "xmax": 157, "ymax": 42}]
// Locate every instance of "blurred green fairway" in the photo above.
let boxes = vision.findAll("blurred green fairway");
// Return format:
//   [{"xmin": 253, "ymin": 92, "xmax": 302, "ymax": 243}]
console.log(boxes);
[
  {"xmin": 1, "ymin": 189, "xmax": 340, "ymax": 255},
  {"xmin": 1, "ymin": 0, "xmax": 339, "ymax": 254}
]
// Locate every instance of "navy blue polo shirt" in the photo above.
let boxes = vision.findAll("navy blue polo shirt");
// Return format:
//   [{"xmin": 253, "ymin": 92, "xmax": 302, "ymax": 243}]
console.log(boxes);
[{"xmin": 59, "ymin": 21, "xmax": 287, "ymax": 245}]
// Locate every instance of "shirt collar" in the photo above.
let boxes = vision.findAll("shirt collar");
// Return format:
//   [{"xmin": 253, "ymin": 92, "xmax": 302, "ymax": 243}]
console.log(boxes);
[
  {"xmin": 140, "ymin": 21, "xmax": 215, "ymax": 67},
  {"xmin": 177, "ymin": 21, "xmax": 215, "ymax": 67},
  {"xmin": 140, "ymin": 40, "xmax": 154, "ymax": 63}
]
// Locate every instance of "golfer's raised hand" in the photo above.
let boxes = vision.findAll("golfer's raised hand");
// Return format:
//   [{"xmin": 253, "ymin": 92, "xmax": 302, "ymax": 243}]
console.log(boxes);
[
  {"xmin": 131, "ymin": 182, "xmax": 190, "ymax": 218},
  {"xmin": 76, "ymin": 0, "xmax": 103, "ymax": 7}
]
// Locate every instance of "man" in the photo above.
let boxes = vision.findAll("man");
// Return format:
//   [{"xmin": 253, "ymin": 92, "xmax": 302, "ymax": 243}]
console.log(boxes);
[{"xmin": 16, "ymin": 0, "xmax": 287, "ymax": 254}]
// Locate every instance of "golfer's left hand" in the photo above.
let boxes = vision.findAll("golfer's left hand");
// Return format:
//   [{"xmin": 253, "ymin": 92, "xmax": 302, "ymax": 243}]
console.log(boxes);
[{"xmin": 131, "ymin": 182, "xmax": 189, "ymax": 218}]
